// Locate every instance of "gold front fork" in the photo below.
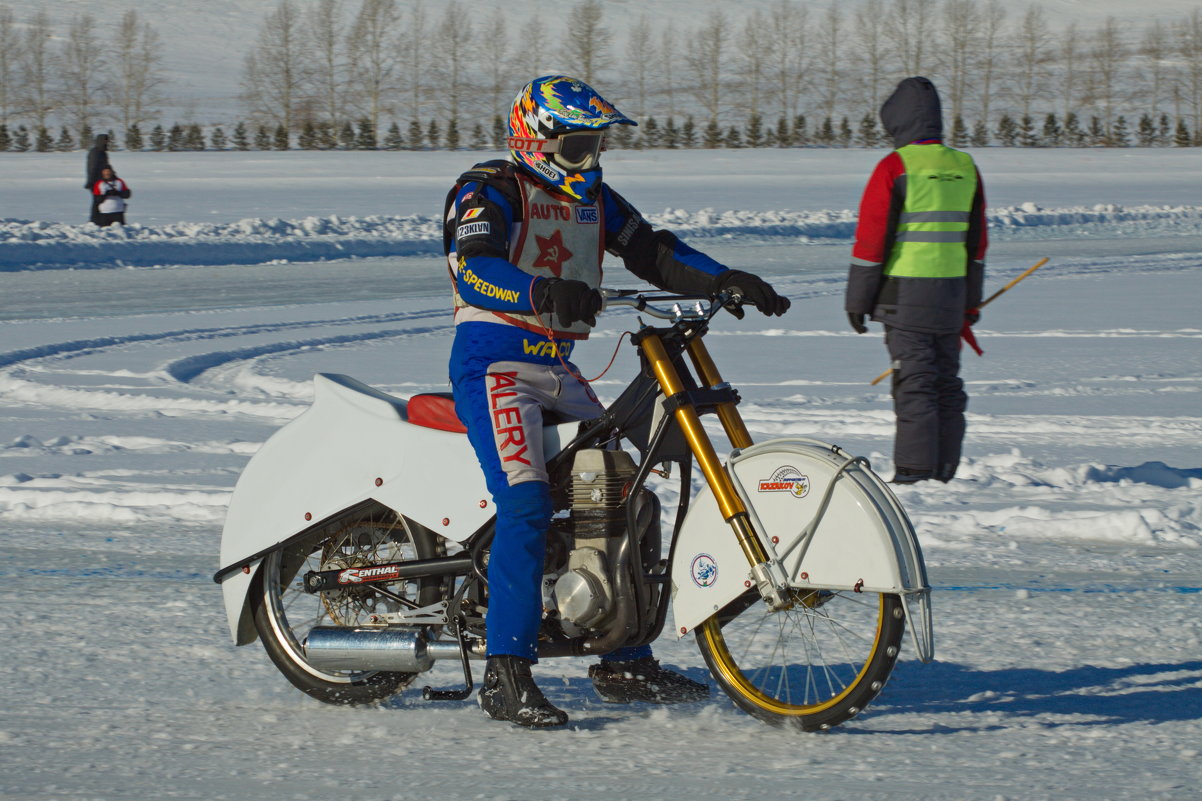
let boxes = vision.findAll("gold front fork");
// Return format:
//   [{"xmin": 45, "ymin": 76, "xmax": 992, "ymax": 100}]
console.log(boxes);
[{"xmin": 639, "ymin": 332, "xmax": 769, "ymax": 566}]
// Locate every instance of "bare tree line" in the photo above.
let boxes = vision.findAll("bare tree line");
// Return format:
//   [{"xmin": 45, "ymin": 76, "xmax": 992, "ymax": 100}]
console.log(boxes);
[{"xmin": 2, "ymin": 0, "xmax": 1202, "ymax": 151}]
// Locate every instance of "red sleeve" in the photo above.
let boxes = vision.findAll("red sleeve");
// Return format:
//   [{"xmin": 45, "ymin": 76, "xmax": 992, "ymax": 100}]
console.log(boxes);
[
  {"xmin": 851, "ymin": 152, "xmax": 904, "ymax": 264},
  {"xmin": 970, "ymin": 168, "xmax": 988, "ymax": 262},
  {"xmin": 92, "ymin": 180, "xmax": 104, "ymax": 196}
]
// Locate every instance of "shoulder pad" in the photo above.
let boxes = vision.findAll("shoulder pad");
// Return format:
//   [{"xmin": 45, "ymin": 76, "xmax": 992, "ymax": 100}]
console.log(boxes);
[{"xmin": 457, "ymin": 159, "xmax": 518, "ymax": 187}]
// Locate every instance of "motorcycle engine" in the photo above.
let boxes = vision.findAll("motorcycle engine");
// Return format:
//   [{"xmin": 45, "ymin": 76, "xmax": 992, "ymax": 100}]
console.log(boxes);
[{"xmin": 548, "ymin": 448, "xmax": 638, "ymax": 636}]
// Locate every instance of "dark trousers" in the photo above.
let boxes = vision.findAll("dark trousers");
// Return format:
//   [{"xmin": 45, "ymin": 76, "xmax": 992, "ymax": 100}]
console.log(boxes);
[{"xmin": 885, "ymin": 326, "xmax": 967, "ymax": 479}]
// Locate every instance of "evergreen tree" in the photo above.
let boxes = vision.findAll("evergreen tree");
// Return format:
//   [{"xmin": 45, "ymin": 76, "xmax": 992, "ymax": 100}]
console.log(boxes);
[
  {"xmin": 858, "ymin": 113, "xmax": 879, "ymax": 147},
  {"xmin": 1174, "ymin": 119, "xmax": 1191, "ymax": 147},
  {"xmin": 1157, "ymin": 114, "xmax": 1172, "ymax": 146},
  {"xmin": 274, "ymin": 125, "xmax": 290, "ymax": 150},
  {"xmin": 971, "ymin": 120, "xmax": 990, "ymax": 147},
  {"xmin": 839, "ymin": 117, "xmax": 853, "ymax": 147},
  {"xmin": 1063, "ymin": 113, "xmax": 1085, "ymax": 147},
  {"xmin": 35, "ymin": 126, "xmax": 53, "ymax": 152},
  {"xmin": 426, "ymin": 120, "xmax": 441, "ymax": 151},
  {"xmin": 1042, "ymin": 113, "xmax": 1062, "ymax": 147},
  {"xmin": 339, "ymin": 121, "xmax": 356, "ymax": 150},
  {"xmin": 150, "ymin": 124, "xmax": 168, "ymax": 151},
  {"xmin": 185, "ymin": 124, "xmax": 205, "ymax": 150},
  {"xmin": 210, "ymin": 127, "xmax": 227, "ymax": 151},
  {"xmin": 384, "ymin": 122, "xmax": 405, "ymax": 150},
  {"xmin": 492, "ymin": 115, "xmax": 505, "ymax": 149},
  {"xmin": 107, "ymin": 129, "xmax": 119, "ymax": 151},
  {"xmin": 254, "ymin": 125, "xmax": 272, "ymax": 150},
  {"xmin": 774, "ymin": 116, "xmax": 790, "ymax": 147},
  {"xmin": 995, "ymin": 115, "xmax": 1019, "ymax": 147},
  {"xmin": 1019, "ymin": 114, "xmax": 1038, "ymax": 147},
  {"xmin": 298, "ymin": 121, "xmax": 318, "ymax": 150},
  {"xmin": 1111, "ymin": 116, "xmax": 1130, "ymax": 147},
  {"xmin": 724, "ymin": 125, "xmax": 743, "ymax": 148},
  {"xmin": 663, "ymin": 118, "xmax": 680, "ymax": 149},
  {"xmin": 444, "ymin": 118, "xmax": 459, "ymax": 150},
  {"xmin": 319, "ymin": 121, "xmax": 338, "ymax": 149},
  {"xmin": 641, "ymin": 117, "xmax": 660, "ymax": 149},
  {"xmin": 1088, "ymin": 116, "xmax": 1106, "ymax": 146},
  {"xmin": 0, "ymin": 124, "xmax": 9, "ymax": 152},
  {"xmin": 233, "ymin": 122, "xmax": 250, "ymax": 151},
  {"xmin": 126, "ymin": 124, "xmax": 144, "ymax": 151},
  {"xmin": 745, "ymin": 114, "xmax": 764, "ymax": 148},
  {"xmin": 13, "ymin": 125, "xmax": 31, "ymax": 152},
  {"xmin": 80, "ymin": 125, "xmax": 94, "ymax": 149},
  {"xmin": 356, "ymin": 118, "xmax": 376, "ymax": 150},
  {"xmin": 1136, "ymin": 114, "xmax": 1156, "ymax": 147},
  {"xmin": 680, "ymin": 116, "xmax": 697, "ymax": 148},
  {"xmin": 950, "ymin": 115, "xmax": 969, "ymax": 148},
  {"xmin": 609, "ymin": 124, "xmax": 634, "ymax": 149},
  {"xmin": 56, "ymin": 127, "xmax": 75, "ymax": 152},
  {"xmin": 702, "ymin": 119, "xmax": 722, "ymax": 148},
  {"xmin": 469, "ymin": 123, "xmax": 487, "ymax": 149},
  {"xmin": 167, "ymin": 124, "xmax": 185, "ymax": 151},
  {"xmin": 408, "ymin": 119, "xmax": 424, "ymax": 150},
  {"xmin": 792, "ymin": 115, "xmax": 808, "ymax": 146},
  {"xmin": 816, "ymin": 117, "xmax": 835, "ymax": 146}
]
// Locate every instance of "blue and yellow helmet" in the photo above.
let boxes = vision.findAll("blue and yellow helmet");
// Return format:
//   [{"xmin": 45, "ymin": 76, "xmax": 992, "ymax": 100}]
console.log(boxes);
[{"xmin": 507, "ymin": 75, "xmax": 636, "ymax": 202}]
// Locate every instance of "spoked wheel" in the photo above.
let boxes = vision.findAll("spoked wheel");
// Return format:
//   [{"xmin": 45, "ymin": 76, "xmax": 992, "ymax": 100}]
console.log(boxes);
[
  {"xmin": 696, "ymin": 587, "xmax": 906, "ymax": 731},
  {"xmin": 252, "ymin": 506, "xmax": 446, "ymax": 705}
]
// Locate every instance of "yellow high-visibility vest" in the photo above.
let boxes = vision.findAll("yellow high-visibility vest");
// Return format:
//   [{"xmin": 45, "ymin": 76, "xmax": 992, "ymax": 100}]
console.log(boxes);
[{"xmin": 884, "ymin": 144, "xmax": 978, "ymax": 278}]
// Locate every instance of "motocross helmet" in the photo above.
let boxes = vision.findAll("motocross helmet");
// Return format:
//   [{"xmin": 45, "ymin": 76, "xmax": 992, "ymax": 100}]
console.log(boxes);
[{"xmin": 507, "ymin": 75, "xmax": 636, "ymax": 202}]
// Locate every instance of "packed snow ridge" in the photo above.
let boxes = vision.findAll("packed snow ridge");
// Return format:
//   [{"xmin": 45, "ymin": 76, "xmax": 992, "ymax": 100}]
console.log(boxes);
[{"xmin": 3, "ymin": 203, "xmax": 1201, "ymax": 270}]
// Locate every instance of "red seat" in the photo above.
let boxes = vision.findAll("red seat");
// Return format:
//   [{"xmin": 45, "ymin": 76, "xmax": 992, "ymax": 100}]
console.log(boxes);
[{"xmin": 407, "ymin": 393, "xmax": 467, "ymax": 434}]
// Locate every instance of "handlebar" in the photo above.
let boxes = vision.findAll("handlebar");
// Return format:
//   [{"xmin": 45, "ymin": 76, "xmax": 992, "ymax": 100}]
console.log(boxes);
[{"xmin": 600, "ymin": 288, "xmax": 736, "ymax": 322}]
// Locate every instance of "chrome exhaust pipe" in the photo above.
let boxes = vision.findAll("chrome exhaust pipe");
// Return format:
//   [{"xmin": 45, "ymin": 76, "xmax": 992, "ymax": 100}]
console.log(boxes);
[{"xmin": 304, "ymin": 627, "xmax": 468, "ymax": 673}]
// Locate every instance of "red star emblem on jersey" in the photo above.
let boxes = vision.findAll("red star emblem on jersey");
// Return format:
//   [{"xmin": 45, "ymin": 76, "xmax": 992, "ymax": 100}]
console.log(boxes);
[{"xmin": 533, "ymin": 229, "xmax": 573, "ymax": 276}]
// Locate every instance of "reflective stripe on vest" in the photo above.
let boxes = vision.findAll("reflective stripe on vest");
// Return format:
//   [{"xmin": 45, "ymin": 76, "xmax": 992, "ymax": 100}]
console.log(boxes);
[{"xmin": 884, "ymin": 144, "xmax": 977, "ymax": 279}]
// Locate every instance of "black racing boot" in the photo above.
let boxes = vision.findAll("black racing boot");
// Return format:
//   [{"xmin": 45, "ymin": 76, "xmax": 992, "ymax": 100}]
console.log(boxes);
[
  {"xmin": 478, "ymin": 655, "xmax": 569, "ymax": 728},
  {"xmin": 588, "ymin": 657, "xmax": 710, "ymax": 704}
]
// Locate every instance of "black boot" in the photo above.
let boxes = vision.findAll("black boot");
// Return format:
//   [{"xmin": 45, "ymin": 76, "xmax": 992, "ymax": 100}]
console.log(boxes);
[
  {"xmin": 588, "ymin": 657, "xmax": 710, "ymax": 704},
  {"xmin": 478, "ymin": 655, "xmax": 568, "ymax": 728}
]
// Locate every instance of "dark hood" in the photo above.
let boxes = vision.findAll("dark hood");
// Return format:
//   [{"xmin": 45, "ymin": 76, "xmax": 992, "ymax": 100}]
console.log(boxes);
[
  {"xmin": 93, "ymin": 133, "xmax": 109, "ymax": 150},
  {"xmin": 880, "ymin": 77, "xmax": 943, "ymax": 149}
]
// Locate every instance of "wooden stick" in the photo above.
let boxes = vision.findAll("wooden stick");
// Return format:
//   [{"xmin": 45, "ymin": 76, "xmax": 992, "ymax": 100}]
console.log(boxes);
[
  {"xmin": 978, "ymin": 257, "xmax": 1049, "ymax": 309},
  {"xmin": 868, "ymin": 257, "xmax": 1049, "ymax": 385}
]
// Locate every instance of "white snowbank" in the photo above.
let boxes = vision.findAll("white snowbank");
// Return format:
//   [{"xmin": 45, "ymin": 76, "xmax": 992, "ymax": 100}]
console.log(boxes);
[{"xmin": 4, "ymin": 203, "xmax": 1202, "ymax": 270}]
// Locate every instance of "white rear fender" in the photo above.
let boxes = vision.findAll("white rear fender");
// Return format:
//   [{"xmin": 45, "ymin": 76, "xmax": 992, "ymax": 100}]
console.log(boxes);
[
  {"xmin": 217, "ymin": 373, "xmax": 578, "ymax": 644},
  {"xmin": 671, "ymin": 438, "xmax": 932, "ymax": 661}
]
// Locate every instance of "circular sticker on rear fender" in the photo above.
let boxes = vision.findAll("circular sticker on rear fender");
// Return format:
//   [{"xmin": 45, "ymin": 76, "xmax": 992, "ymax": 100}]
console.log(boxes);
[{"xmin": 691, "ymin": 553, "xmax": 717, "ymax": 588}]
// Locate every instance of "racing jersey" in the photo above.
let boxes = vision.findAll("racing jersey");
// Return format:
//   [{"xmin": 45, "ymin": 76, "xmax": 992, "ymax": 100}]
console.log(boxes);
[{"xmin": 445, "ymin": 160, "xmax": 729, "ymax": 366}]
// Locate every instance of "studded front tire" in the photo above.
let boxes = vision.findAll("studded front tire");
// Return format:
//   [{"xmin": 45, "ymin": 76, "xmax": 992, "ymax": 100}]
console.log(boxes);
[{"xmin": 696, "ymin": 589, "xmax": 906, "ymax": 731}]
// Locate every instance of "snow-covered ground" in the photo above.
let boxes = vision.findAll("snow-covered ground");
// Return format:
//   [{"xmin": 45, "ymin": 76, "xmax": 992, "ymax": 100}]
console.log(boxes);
[{"xmin": 1, "ymin": 149, "xmax": 1200, "ymax": 800}]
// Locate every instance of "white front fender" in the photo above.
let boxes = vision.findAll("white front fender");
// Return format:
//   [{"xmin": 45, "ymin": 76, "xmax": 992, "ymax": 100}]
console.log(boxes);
[{"xmin": 670, "ymin": 438, "xmax": 932, "ymax": 661}]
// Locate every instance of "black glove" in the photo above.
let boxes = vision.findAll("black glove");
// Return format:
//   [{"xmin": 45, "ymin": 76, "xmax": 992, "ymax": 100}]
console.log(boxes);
[
  {"xmin": 714, "ymin": 270, "xmax": 790, "ymax": 318},
  {"xmin": 965, "ymin": 308, "xmax": 980, "ymax": 325},
  {"xmin": 533, "ymin": 278, "xmax": 602, "ymax": 328},
  {"xmin": 848, "ymin": 312, "xmax": 868, "ymax": 334}
]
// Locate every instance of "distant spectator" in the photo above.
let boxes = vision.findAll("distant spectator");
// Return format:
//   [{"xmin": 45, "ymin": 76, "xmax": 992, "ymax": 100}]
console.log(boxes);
[
  {"xmin": 86, "ymin": 133, "xmax": 113, "ymax": 224},
  {"xmin": 85, "ymin": 133, "xmax": 111, "ymax": 189},
  {"xmin": 91, "ymin": 167, "xmax": 131, "ymax": 227}
]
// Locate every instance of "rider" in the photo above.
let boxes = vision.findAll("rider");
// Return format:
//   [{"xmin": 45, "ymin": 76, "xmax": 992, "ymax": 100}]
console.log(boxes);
[{"xmin": 445, "ymin": 75, "xmax": 791, "ymax": 727}]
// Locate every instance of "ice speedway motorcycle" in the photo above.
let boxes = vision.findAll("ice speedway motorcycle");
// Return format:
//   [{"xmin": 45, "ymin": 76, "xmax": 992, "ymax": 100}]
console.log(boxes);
[{"xmin": 215, "ymin": 289, "xmax": 934, "ymax": 731}]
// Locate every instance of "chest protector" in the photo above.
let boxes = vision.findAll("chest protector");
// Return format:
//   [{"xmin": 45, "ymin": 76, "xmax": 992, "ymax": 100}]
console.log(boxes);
[
  {"xmin": 884, "ymin": 144, "xmax": 978, "ymax": 279},
  {"xmin": 450, "ymin": 166, "xmax": 605, "ymax": 339}
]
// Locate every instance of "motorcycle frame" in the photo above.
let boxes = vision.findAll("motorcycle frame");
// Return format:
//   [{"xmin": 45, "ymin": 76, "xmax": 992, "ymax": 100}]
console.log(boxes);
[{"xmin": 216, "ymin": 292, "xmax": 932, "ymax": 670}]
